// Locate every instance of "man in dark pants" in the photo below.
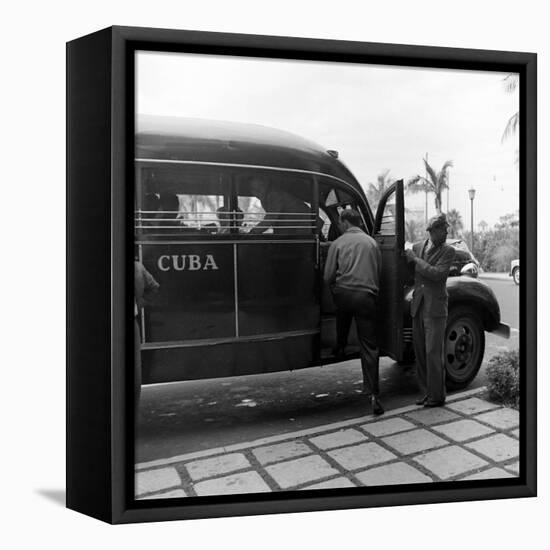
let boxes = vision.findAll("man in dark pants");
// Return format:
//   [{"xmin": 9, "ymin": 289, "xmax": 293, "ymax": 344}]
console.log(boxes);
[
  {"xmin": 405, "ymin": 214, "xmax": 456, "ymax": 407},
  {"xmin": 324, "ymin": 209, "xmax": 384, "ymax": 415}
]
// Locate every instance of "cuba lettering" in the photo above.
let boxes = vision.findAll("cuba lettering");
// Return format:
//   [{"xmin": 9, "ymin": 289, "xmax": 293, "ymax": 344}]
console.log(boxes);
[{"xmin": 158, "ymin": 254, "xmax": 219, "ymax": 272}]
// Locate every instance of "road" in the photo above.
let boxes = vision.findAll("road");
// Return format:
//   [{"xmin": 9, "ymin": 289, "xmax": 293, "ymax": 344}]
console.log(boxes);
[{"xmin": 136, "ymin": 277, "xmax": 519, "ymax": 464}]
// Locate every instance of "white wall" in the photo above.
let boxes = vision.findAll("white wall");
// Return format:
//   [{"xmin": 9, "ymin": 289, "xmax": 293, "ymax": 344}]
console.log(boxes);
[{"xmin": 3, "ymin": 0, "xmax": 546, "ymax": 546}]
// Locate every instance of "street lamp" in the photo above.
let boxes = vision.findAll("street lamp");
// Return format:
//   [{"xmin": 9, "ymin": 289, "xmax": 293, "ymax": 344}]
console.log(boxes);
[{"xmin": 468, "ymin": 188, "xmax": 476, "ymax": 252}]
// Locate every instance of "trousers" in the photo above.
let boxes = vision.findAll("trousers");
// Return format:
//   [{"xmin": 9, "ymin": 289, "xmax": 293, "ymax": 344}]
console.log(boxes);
[
  {"xmin": 413, "ymin": 308, "xmax": 447, "ymax": 403},
  {"xmin": 333, "ymin": 287, "xmax": 380, "ymax": 396}
]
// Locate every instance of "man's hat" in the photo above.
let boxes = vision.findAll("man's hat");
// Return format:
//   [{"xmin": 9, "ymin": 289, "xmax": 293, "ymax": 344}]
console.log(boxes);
[{"xmin": 426, "ymin": 213, "xmax": 450, "ymax": 231}]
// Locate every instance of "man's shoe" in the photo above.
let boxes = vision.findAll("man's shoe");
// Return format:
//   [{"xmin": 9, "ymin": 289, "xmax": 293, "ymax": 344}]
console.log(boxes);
[
  {"xmin": 415, "ymin": 395, "xmax": 428, "ymax": 406},
  {"xmin": 371, "ymin": 396, "xmax": 385, "ymax": 416},
  {"xmin": 424, "ymin": 400, "xmax": 446, "ymax": 408}
]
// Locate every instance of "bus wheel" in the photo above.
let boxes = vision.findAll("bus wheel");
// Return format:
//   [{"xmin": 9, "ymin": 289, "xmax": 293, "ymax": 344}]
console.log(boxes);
[
  {"xmin": 444, "ymin": 306, "xmax": 485, "ymax": 390},
  {"xmin": 513, "ymin": 267, "xmax": 520, "ymax": 285}
]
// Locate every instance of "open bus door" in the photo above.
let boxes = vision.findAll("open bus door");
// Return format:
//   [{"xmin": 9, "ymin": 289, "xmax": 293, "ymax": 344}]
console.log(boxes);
[{"xmin": 373, "ymin": 180, "xmax": 406, "ymax": 361}]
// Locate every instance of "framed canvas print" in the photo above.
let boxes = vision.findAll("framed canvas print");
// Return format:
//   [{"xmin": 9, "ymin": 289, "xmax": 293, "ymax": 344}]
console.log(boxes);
[{"xmin": 66, "ymin": 26, "xmax": 536, "ymax": 524}]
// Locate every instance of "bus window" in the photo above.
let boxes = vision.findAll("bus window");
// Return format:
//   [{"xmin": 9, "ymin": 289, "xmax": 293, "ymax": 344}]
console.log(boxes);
[
  {"xmin": 236, "ymin": 171, "xmax": 316, "ymax": 236},
  {"xmin": 319, "ymin": 180, "xmax": 370, "ymax": 240},
  {"xmin": 135, "ymin": 164, "xmax": 228, "ymax": 236}
]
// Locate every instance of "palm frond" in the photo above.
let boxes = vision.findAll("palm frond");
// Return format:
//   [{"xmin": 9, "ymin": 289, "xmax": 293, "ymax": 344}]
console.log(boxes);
[
  {"xmin": 407, "ymin": 176, "xmax": 429, "ymax": 194},
  {"xmin": 502, "ymin": 74, "xmax": 519, "ymax": 94},
  {"xmin": 501, "ymin": 112, "xmax": 519, "ymax": 143},
  {"xmin": 423, "ymin": 157, "xmax": 438, "ymax": 187}
]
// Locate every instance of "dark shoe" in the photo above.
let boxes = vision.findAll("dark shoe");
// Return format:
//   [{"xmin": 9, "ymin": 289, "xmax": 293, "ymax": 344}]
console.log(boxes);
[
  {"xmin": 424, "ymin": 400, "xmax": 446, "ymax": 408},
  {"xmin": 415, "ymin": 395, "xmax": 428, "ymax": 406},
  {"xmin": 371, "ymin": 396, "xmax": 385, "ymax": 416}
]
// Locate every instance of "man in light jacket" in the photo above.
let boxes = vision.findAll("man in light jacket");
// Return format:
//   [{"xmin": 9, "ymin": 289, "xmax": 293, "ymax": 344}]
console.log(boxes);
[
  {"xmin": 324, "ymin": 209, "xmax": 384, "ymax": 415},
  {"xmin": 405, "ymin": 214, "xmax": 456, "ymax": 407}
]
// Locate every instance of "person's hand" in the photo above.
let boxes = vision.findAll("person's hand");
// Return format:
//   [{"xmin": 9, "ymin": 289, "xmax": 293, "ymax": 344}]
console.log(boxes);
[{"xmin": 404, "ymin": 249, "xmax": 417, "ymax": 262}]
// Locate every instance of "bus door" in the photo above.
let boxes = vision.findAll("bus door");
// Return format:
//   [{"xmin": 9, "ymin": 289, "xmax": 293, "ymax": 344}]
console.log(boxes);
[{"xmin": 373, "ymin": 180, "xmax": 406, "ymax": 361}]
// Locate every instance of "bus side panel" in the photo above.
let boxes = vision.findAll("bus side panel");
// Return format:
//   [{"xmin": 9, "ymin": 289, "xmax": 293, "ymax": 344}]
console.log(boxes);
[
  {"xmin": 140, "ymin": 243, "xmax": 235, "ymax": 342},
  {"xmin": 237, "ymin": 242, "xmax": 319, "ymax": 335},
  {"xmin": 142, "ymin": 335, "xmax": 315, "ymax": 383}
]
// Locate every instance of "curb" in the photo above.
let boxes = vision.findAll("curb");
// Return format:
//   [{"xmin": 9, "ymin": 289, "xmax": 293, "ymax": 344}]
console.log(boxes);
[{"xmin": 136, "ymin": 386, "xmax": 487, "ymax": 471}]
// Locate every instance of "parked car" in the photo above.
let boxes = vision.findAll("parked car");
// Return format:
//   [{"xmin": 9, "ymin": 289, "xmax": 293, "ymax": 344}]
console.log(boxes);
[
  {"xmin": 404, "ymin": 238, "xmax": 479, "ymax": 278},
  {"xmin": 135, "ymin": 116, "xmax": 510, "ymax": 390},
  {"xmin": 447, "ymin": 239, "xmax": 480, "ymax": 278},
  {"xmin": 510, "ymin": 259, "xmax": 520, "ymax": 285}
]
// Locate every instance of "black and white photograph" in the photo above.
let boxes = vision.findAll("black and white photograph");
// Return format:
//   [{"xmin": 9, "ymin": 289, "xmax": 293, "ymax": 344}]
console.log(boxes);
[{"xmin": 133, "ymin": 50, "xmax": 522, "ymax": 499}]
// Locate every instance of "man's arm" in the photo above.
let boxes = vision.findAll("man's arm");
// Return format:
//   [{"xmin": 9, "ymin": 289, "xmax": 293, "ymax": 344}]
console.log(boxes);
[
  {"xmin": 413, "ymin": 246, "xmax": 455, "ymax": 282},
  {"xmin": 323, "ymin": 242, "xmax": 338, "ymax": 286}
]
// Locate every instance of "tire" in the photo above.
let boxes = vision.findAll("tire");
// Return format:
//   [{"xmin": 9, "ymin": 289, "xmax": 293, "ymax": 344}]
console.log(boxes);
[
  {"xmin": 512, "ymin": 267, "xmax": 520, "ymax": 285},
  {"xmin": 444, "ymin": 306, "xmax": 485, "ymax": 390}
]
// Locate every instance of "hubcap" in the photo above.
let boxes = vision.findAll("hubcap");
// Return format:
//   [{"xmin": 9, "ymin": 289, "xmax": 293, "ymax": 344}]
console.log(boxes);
[{"xmin": 446, "ymin": 319, "xmax": 478, "ymax": 379}]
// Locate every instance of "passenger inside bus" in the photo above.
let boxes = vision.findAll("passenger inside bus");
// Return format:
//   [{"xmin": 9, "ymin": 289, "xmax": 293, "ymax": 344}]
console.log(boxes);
[
  {"xmin": 216, "ymin": 205, "xmax": 244, "ymax": 234},
  {"xmin": 247, "ymin": 176, "xmax": 314, "ymax": 235},
  {"xmin": 158, "ymin": 193, "xmax": 184, "ymax": 227}
]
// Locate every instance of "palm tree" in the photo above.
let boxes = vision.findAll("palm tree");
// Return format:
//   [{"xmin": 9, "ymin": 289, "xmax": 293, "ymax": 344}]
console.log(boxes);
[
  {"xmin": 501, "ymin": 74, "xmax": 519, "ymax": 143},
  {"xmin": 446, "ymin": 208, "xmax": 464, "ymax": 238},
  {"xmin": 407, "ymin": 157, "xmax": 453, "ymax": 215},
  {"xmin": 478, "ymin": 220, "xmax": 489, "ymax": 233},
  {"xmin": 366, "ymin": 169, "xmax": 394, "ymax": 210}
]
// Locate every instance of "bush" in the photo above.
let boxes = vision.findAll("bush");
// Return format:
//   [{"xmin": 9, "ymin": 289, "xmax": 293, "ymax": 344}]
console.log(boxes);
[{"xmin": 486, "ymin": 349, "xmax": 520, "ymax": 408}]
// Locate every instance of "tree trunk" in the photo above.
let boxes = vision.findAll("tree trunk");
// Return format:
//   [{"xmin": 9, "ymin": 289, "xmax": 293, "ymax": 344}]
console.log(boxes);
[{"xmin": 434, "ymin": 193, "xmax": 442, "ymax": 215}]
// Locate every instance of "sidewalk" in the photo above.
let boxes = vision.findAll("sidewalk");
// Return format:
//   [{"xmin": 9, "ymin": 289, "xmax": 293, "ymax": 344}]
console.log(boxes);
[
  {"xmin": 479, "ymin": 272, "xmax": 512, "ymax": 281},
  {"xmin": 135, "ymin": 387, "xmax": 519, "ymax": 499}
]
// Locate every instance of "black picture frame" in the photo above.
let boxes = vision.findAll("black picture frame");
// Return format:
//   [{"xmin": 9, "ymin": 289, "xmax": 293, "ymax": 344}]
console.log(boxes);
[{"xmin": 66, "ymin": 25, "xmax": 537, "ymax": 524}]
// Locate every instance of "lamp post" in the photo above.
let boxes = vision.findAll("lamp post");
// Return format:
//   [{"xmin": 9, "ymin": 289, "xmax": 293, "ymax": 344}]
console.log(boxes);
[{"xmin": 468, "ymin": 188, "xmax": 476, "ymax": 253}]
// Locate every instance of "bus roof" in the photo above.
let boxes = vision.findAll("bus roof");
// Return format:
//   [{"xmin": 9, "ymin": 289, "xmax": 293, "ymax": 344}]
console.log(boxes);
[{"xmin": 136, "ymin": 116, "xmax": 364, "ymax": 192}]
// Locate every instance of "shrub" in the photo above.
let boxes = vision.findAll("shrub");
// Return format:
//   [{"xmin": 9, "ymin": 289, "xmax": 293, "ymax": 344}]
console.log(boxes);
[{"xmin": 486, "ymin": 349, "xmax": 520, "ymax": 408}]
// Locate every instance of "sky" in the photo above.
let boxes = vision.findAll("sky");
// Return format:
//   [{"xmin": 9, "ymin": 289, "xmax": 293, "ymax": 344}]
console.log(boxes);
[{"xmin": 136, "ymin": 51, "xmax": 519, "ymax": 228}]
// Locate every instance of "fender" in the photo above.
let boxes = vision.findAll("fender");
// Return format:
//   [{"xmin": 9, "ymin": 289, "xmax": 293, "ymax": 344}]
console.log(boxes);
[{"xmin": 403, "ymin": 276, "xmax": 504, "ymax": 333}]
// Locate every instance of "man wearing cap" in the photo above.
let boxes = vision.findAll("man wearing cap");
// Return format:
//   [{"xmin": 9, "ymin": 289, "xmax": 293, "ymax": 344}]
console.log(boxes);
[
  {"xmin": 405, "ymin": 214, "xmax": 456, "ymax": 407},
  {"xmin": 324, "ymin": 208, "xmax": 384, "ymax": 415}
]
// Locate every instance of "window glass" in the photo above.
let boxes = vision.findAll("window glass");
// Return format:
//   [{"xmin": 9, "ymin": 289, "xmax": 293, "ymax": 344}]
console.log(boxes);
[
  {"xmin": 236, "ymin": 170, "xmax": 316, "ymax": 237},
  {"xmin": 378, "ymin": 192, "xmax": 396, "ymax": 235},
  {"xmin": 135, "ymin": 164, "xmax": 228, "ymax": 236}
]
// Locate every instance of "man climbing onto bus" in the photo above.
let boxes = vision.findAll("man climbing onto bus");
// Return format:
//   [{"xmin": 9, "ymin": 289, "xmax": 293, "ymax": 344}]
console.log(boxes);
[{"xmin": 323, "ymin": 209, "xmax": 384, "ymax": 415}]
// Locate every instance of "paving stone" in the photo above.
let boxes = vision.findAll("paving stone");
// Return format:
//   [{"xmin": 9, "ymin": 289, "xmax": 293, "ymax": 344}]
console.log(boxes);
[
  {"xmin": 135, "ymin": 467, "xmax": 181, "ymax": 496},
  {"xmin": 328, "ymin": 442, "xmax": 396, "ymax": 471},
  {"xmin": 475, "ymin": 408, "xmax": 519, "ymax": 430},
  {"xmin": 300, "ymin": 477, "xmax": 357, "ymax": 490},
  {"xmin": 405, "ymin": 407, "xmax": 460, "ymax": 425},
  {"xmin": 446, "ymin": 397, "xmax": 499, "ymax": 415},
  {"xmin": 186, "ymin": 453, "xmax": 250, "ymax": 481},
  {"xmin": 460, "ymin": 468, "xmax": 516, "ymax": 481},
  {"xmin": 266, "ymin": 455, "xmax": 340, "ymax": 489},
  {"xmin": 138, "ymin": 489, "xmax": 187, "ymax": 499},
  {"xmin": 466, "ymin": 433, "xmax": 519, "ymax": 462},
  {"xmin": 252, "ymin": 441, "xmax": 312, "ymax": 465},
  {"xmin": 413, "ymin": 446, "xmax": 488, "ymax": 479},
  {"xmin": 309, "ymin": 429, "xmax": 368, "ymax": 450},
  {"xmin": 510, "ymin": 429, "xmax": 520, "ymax": 438},
  {"xmin": 432, "ymin": 419, "xmax": 495, "ymax": 442},
  {"xmin": 194, "ymin": 471, "xmax": 271, "ymax": 496},
  {"xmin": 505, "ymin": 461, "xmax": 520, "ymax": 475},
  {"xmin": 382, "ymin": 429, "xmax": 448, "ymax": 455},
  {"xmin": 361, "ymin": 417, "xmax": 416, "ymax": 437},
  {"xmin": 355, "ymin": 462, "xmax": 433, "ymax": 486}
]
